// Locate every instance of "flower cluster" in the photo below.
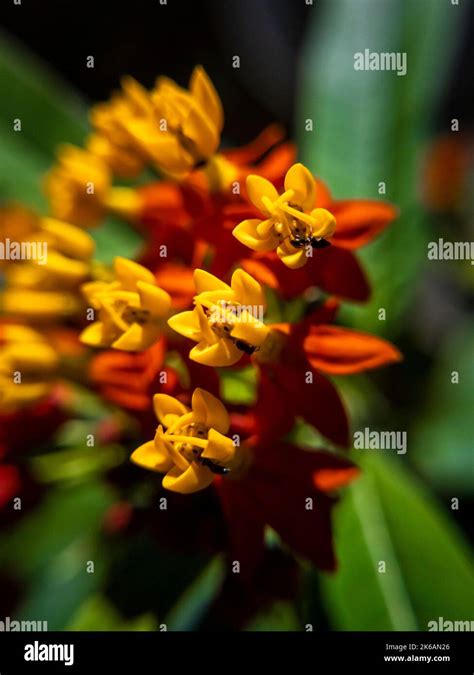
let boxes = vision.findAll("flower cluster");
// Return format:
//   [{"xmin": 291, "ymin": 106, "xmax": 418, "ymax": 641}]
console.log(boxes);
[{"xmin": 0, "ymin": 66, "xmax": 401, "ymax": 578}]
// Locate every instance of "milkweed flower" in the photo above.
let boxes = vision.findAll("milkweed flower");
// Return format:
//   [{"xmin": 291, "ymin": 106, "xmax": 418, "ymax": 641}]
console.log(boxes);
[
  {"xmin": 102, "ymin": 66, "xmax": 224, "ymax": 180},
  {"xmin": 80, "ymin": 257, "xmax": 171, "ymax": 351},
  {"xmin": 131, "ymin": 389, "xmax": 240, "ymax": 493},
  {"xmin": 240, "ymin": 176, "xmax": 398, "ymax": 302},
  {"xmin": 44, "ymin": 145, "xmax": 141, "ymax": 227},
  {"xmin": 233, "ymin": 163, "xmax": 336, "ymax": 269},
  {"xmin": 0, "ymin": 323, "xmax": 59, "ymax": 411},
  {"xmin": 168, "ymin": 269, "xmax": 270, "ymax": 366},
  {"xmin": 1, "ymin": 216, "xmax": 95, "ymax": 322},
  {"xmin": 87, "ymin": 80, "xmax": 148, "ymax": 179}
]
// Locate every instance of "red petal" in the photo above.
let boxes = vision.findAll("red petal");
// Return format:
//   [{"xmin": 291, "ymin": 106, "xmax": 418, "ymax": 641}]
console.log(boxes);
[
  {"xmin": 242, "ymin": 445, "xmax": 352, "ymax": 571},
  {"xmin": 314, "ymin": 177, "xmax": 333, "ymax": 208},
  {"xmin": 304, "ymin": 325, "xmax": 403, "ymax": 375},
  {"xmin": 222, "ymin": 124, "xmax": 286, "ymax": 165},
  {"xmin": 331, "ymin": 200, "xmax": 397, "ymax": 249},
  {"xmin": 216, "ymin": 479, "xmax": 266, "ymax": 580},
  {"xmin": 269, "ymin": 361, "xmax": 350, "ymax": 447},
  {"xmin": 0, "ymin": 464, "xmax": 21, "ymax": 509},
  {"xmin": 311, "ymin": 246, "xmax": 371, "ymax": 302}
]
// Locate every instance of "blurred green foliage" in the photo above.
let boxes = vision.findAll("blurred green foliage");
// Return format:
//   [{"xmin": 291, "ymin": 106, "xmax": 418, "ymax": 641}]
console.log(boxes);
[{"xmin": 0, "ymin": 0, "xmax": 472, "ymax": 632}]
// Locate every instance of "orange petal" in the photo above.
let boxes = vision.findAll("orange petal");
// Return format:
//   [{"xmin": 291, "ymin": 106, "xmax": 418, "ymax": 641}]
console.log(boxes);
[
  {"xmin": 304, "ymin": 325, "xmax": 402, "ymax": 374},
  {"xmin": 313, "ymin": 466, "xmax": 360, "ymax": 492},
  {"xmin": 331, "ymin": 200, "xmax": 398, "ymax": 250}
]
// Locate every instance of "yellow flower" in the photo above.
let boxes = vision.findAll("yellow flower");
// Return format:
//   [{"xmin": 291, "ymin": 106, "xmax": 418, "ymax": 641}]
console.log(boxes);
[
  {"xmin": 233, "ymin": 163, "xmax": 336, "ymax": 269},
  {"xmin": 44, "ymin": 145, "xmax": 140, "ymax": 227},
  {"xmin": 86, "ymin": 133, "xmax": 144, "ymax": 179},
  {"xmin": 88, "ymin": 83, "xmax": 149, "ymax": 178},
  {"xmin": 1, "ymin": 217, "xmax": 95, "ymax": 322},
  {"xmin": 119, "ymin": 66, "xmax": 224, "ymax": 179},
  {"xmin": 80, "ymin": 257, "xmax": 171, "ymax": 351},
  {"xmin": 0, "ymin": 324, "xmax": 59, "ymax": 411},
  {"xmin": 168, "ymin": 268, "xmax": 269, "ymax": 367},
  {"xmin": 131, "ymin": 388, "xmax": 238, "ymax": 493}
]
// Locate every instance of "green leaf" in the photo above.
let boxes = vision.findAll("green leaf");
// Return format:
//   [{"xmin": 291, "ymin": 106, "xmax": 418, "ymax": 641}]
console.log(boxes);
[
  {"xmin": 15, "ymin": 539, "xmax": 107, "ymax": 631},
  {"xmin": 31, "ymin": 444, "xmax": 126, "ymax": 483},
  {"xmin": 165, "ymin": 556, "xmax": 226, "ymax": 631},
  {"xmin": 92, "ymin": 216, "xmax": 144, "ymax": 264},
  {"xmin": 0, "ymin": 481, "xmax": 113, "ymax": 576},
  {"xmin": 244, "ymin": 601, "xmax": 300, "ymax": 631},
  {"xmin": 322, "ymin": 453, "xmax": 474, "ymax": 630},
  {"xmin": 0, "ymin": 120, "xmax": 49, "ymax": 208},
  {"xmin": 412, "ymin": 322, "xmax": 474, "ymax": 494},
  {"xmin": 67, "ymin": 595, "xmax": 158, "ymax": 631},
  {"xmin": 220, "ymin": 366, "xmax": 257, "ymax": 405},
  {"xmin": 297, "ymin": 0, "xmax": 465, "ymax": 336},
  {"xmin": 0, "ymin": 29, "xmax": 88, "ymax": 158}
]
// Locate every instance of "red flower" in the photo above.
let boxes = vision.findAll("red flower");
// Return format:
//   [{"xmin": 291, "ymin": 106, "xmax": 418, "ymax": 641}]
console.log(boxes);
[
  {"xmin": 253, "ymin": 299, "xmax": 401, "ymax": 446},
  {"xmin": 216, "ymin": 438, "xmax": 359, "ymax": 578}
]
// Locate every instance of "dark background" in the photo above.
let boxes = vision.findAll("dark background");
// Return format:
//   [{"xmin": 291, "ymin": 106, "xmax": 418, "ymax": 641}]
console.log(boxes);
[{"xmin": 1, "ymin": 0, "xmax": 472, "ymax": 144}]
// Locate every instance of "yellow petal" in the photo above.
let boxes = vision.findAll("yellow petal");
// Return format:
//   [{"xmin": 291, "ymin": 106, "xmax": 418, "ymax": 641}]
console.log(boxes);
[
  {"xmin": 42, "ymin": 250, "xmax": 90, "ymax": 285},
  {"xmin": 114, "ymin": 257, "xmax": 155, "ymax": 290},
  {"xmin": 233, "ymin": 219, "xmax": 278, "ymax": 252},
  {"xmin": 41, "ymin": 217, "xmax": 95, "ymax": 260},
  {"xmin": 190, "ymin": 339, "xmax": 241, "ymax": 367},
  {"xmin": 284, "ymin": 163, "xmax": 315, "ymax": 211},
  {"xmin": 112, "ymin": 322, "xmax": 158, "ymax": 351},
  {"xmin": 190, "ymin": 66, "xmax": 224, "ymax": 132},
  {"xmin": 137, "ymin": 281, "xmax": 171, "ymax": 317},
  {"xmin": 162, "ymin": 463, "xmax": 214, "ymax": 494},
  {"xmin": 277, "ymin": 244, "xmax": 308, "ymax": 269},
  {"xmin": 81, "ymin": 280, "xmax": 113, "ymax": 307},
  {"xmin": 194, "ymin": 269, "xmax": 230, "ymax": 295},
  {"xmin": 202, "ymin": 429, "xmax": 236, "ymax": 464},
  {"xmin": 80, "ymin": 321, "xmax": 108, "ymax": 347},
  {"xmin": 195, "ymin": 303, "xmax": 218, "ymax": 343},
  {"xmin": 168, "ymin": 308, "xmax": 208, "ymax": 342},
  {"xmin": 2, "ymin": 289, "xmax": 80, "ymax": 320},
  {"xmin": 3, "ymin": 342, "xmax": 58, "ymax": 372},
  {"xmin": 231, "ymin": 313, "xmax": 270, "ymax": 347},
  {"xmin": 131, "ymin": 440, "xmax": 173, "ymax": 473},
  {"xmin": 256, "ymin": 218, "xmax": 275, "ymax": 238},
  {"xmin": 309, "ymin": 208, "xmax": 337, "ymax": 238},
  {"xmin": 191, "ymin": 388, "xmax": 230, "ymax": 434},
  {"xmin": 194, "ymin": 290, "xmax": 234, "ymax": 309},
  {"xmin": 182, "ymin": 106, "xmax": 220, "ymax": 159},
  {"xmin": 246, "ymin": 175, "xmax": 279, "ymax": 216},
  {"xmin": 153, "ymin": 394, "xmax": 189, "ymax": 427},
  {"xmin": 230, "ymin": 269, "xmax": 266, "ymax": 309}
]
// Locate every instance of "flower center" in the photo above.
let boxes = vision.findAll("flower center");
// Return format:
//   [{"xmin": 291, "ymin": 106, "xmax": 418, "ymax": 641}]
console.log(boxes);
[
  {"xmin": 122, "ymin": 306, "xmax": 151, "ymax": 326},
  {"xmin": 164, "ymin": 422, "xmax": 231, "ymax": 475},
  {"xmin": 203, "ymin": 303, "xmax": 260, "ymax": 356}
]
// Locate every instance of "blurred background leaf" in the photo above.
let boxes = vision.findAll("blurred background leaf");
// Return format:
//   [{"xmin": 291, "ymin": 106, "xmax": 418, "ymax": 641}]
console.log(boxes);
[
  {"xmin": 0, "ymin": 482, "xmax": 113, "ymax": 629},
  {"xmin": 411, "ymin": 321, "xmax": 474, "ymax": 495},
  {"xmin": 165, "ymin": 556, "xmax": 225, "ymax": 631},
  {"xmin": 297, "ymin": 0, "xmax": 465, "ymax": 337},
  {"xmin": 323, "ymin": 453, "xmax": 474, "ymax": 630}
]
